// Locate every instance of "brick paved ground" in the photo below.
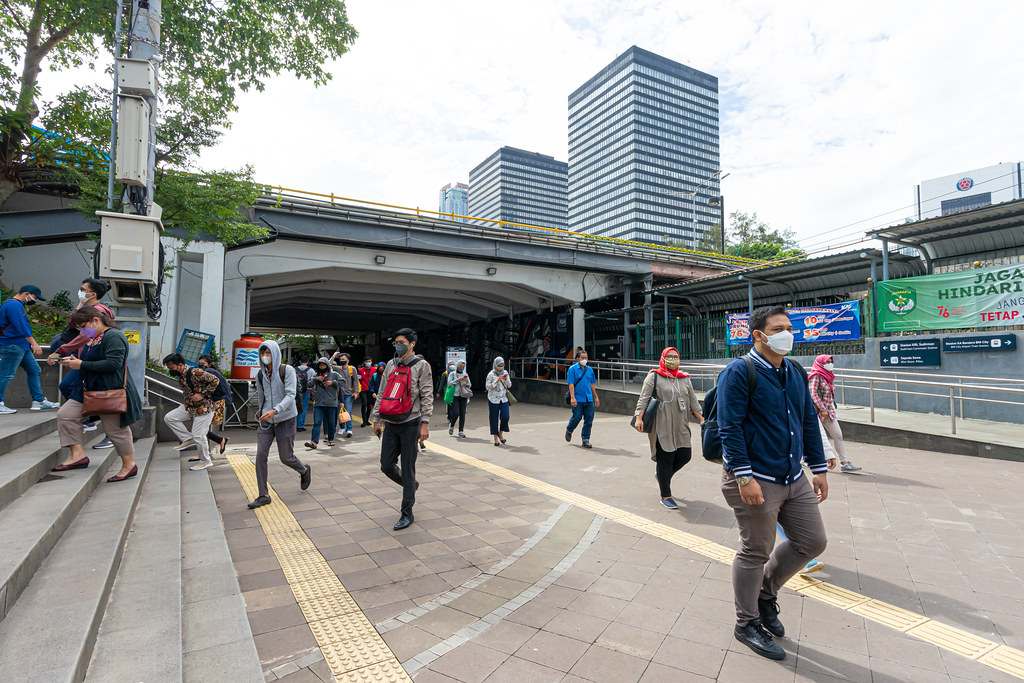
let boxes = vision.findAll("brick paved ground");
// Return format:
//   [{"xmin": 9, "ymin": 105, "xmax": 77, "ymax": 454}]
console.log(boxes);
[{"xmin": 201, "ymin": 401, "xmax": 1024, "ymax": 682}]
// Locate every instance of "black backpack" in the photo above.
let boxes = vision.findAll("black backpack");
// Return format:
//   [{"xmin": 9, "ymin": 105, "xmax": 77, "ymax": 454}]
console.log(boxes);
[{"xmin": 700, "ymin": 356, "xmax": 807, "ymax": 463}]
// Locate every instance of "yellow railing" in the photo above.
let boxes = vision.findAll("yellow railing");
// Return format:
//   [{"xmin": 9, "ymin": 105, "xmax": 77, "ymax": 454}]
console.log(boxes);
[{"xmin": 257, "ymin": 184, "xmax": 765, "ymax": 267}]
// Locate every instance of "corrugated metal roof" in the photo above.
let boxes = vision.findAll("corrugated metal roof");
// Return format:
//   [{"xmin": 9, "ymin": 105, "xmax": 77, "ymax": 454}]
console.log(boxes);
[{"xmin": 870, "ymin": 199, "xmax": 1024, "ymax": 261}]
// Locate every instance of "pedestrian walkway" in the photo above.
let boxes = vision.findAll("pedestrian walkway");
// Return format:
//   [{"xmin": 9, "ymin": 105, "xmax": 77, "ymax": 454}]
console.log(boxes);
[{"xmin": 203, "ymin": 401, "xmax": 1024, "ymax": 682}]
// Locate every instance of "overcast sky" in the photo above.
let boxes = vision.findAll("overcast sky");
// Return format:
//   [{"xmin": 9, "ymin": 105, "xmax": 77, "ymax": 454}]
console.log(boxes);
[{"xmin": 190, "ymin": 1, "xmax": 1018, "ymax": 252}]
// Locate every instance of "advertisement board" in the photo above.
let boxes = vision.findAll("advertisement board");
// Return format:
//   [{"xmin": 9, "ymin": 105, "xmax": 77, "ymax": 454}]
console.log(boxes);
[
  {"xmin": 876, "ymin": 263, "xmax": 1024, "ymax": 332},
  {"xmin": 727, "ymin": 301, "xmax": 862, "ymax": 346},
  {"xmin": 445, "ymin": 346, "xmax": 467, "ymax": 367}
]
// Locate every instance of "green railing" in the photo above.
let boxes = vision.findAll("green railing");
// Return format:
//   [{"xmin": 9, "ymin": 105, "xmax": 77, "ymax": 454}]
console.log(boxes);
[{"xmin": 632, "ymin": 316, "xmax": 728, "ymax": 361}]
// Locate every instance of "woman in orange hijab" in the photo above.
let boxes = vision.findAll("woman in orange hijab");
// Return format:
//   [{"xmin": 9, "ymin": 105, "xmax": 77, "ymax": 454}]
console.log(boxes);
[{"xmin": 633, "ymin": 347, "xmax": 704, "ymax": 509}]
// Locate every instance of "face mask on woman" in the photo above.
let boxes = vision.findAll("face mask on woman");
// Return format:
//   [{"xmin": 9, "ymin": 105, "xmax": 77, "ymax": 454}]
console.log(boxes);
[
  {"xmin": 260, "ymin": 355, "xmax": 272, "ymax": 366},
  {"xmin": 824, "ymin": 362, "xmax": 835, "ymax": 372},
  {"xmin": 79, "ymin": 325, "xmax": 98, "ymax": 339},
  {"xmin": 665, "ymin": 357, "xmax": 680, "ymax": 370}
]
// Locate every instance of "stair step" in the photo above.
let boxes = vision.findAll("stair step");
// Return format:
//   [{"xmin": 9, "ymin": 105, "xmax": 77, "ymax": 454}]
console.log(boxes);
[
  {"xmin": 0, "ymin": 437, "xmax": 156, "ymax": 682},
  {"xmin": 0, "ymin": 411, "xmax": 58, "ymax": 457},
  {"xmin": 0, "ymin": 425, "xmax": 106, "ymax": 513},
  {"xmin": 0, "ymin": 432, "xmax": 116, "ymax": 621},
  {"xmin": 85, "ymin": 445, "xmax": 182, "ymax": 681}
]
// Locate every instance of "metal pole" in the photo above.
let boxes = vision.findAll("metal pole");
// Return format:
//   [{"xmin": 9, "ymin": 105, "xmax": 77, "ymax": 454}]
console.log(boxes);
[
  {"xmin": 719, "ymin": 195, "xmax": 726, "ymax": 254},
  {"xmin": 747, "ymin": 281, "xmax": 754, "ymax": 315},
  {"xmin": 106, "ymin": 0, "xmax": 125, "ymax": 210},
  {"xmin": 958, "ymin": 378, "xmax": 964, "ymax": 418},
  {"xmin": 623, "ymin": 285, "xmax": 631, "ymax": 359},
  {"xmin": 949, "ymin": 387, "xmax": 956, "ymax": 434},
  {"xmin": 881, "ymin": 240, "xmax": 890, "ymax": 281},
  {"xmin": 662, "ymin": 295, "xmax": 669, "ymax": 348},
  {"xmin": 894, "ymin": 379, "xmax": 899, "ymax": 412},
  {"xmin": 869, "ymin": 380, "xmax": 875, "ymax": 423}
]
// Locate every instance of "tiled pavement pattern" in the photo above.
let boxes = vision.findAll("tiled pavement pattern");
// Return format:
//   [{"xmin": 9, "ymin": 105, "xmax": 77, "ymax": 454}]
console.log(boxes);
[{"xmin": 204, "ymin": 402, "xmax": 1024, "ymax": 682}]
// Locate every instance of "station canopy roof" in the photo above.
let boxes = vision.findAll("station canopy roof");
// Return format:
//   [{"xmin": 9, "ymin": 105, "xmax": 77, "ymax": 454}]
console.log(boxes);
[
  {"xmin": 651, "ymin": 249, "xmax": 923, "ymax": 309},
  {"xmin": 870, "ymin": 198, "xmax": 1024, "ymax": 262}
]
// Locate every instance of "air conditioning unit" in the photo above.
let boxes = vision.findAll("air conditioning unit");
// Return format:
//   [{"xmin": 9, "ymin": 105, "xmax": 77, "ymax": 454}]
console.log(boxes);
[
  {"xmin": 115, "ymin": 95, "xmax": 150, "ymax": 187},
  {"xmin": 97, "ymin": 211, "xmax": 163, "ymax": 302}
]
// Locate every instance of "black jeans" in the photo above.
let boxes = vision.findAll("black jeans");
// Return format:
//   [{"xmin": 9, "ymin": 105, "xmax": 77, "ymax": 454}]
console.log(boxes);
[
  {"xmin": 360, "ymin": 392, "xmax": 373, "ymax": 424},
  {"xmin": 655, "ymin": 440, "xmax": 691, "ymax": 498},
  {"xmin": 380, "ymin": 419, "xmax": 420, "ymax": 516},
  {"xmin": 448, "ymin": 397, "xmax": 468, "ymax": 431}
]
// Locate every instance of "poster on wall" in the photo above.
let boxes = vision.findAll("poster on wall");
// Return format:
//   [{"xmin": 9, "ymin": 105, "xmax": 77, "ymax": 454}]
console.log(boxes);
[
  {"xmin": 445, "ymin": 346, "xmax": 467, "ymax": 367},
  {"xmin": 727, "ymin": 302, "xmax": 862, "ymax": 346},
  {"xmin": 876, "ymin": 263, "xmax": 1024, "ymax": 332}
]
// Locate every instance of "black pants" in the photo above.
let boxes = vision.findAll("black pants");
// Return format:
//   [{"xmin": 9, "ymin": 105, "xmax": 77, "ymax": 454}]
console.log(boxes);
[
  {"xmin": 655, "ymin": 440, "xmax": 691, "ymax": 498},
  {"xmin": 448, "ymin": 397, "xmax": 468, "ymax": 432},
  {"xmin": 380, "ymin": 419, "xmax": 419, "ymax": 516},
  {"xmin": 360, "ymin": 392, "xmax": 373, "ymax": 424}
]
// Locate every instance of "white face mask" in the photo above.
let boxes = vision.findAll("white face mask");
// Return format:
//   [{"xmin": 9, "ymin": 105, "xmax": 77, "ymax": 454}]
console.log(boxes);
[
  {"xmin": 78, "ymin": 290, "xmax": 89, "ymax": 303},
  {"xmin": 260, "ymin": 355, "xmax": 272, "ymax": 366},
  {"xmin": 759, "ymin": 329, "xmax": 795, "ymax": 355},
  {"xmin": 824, "ymin": 362, "xmax": 834, "ymax": 372},
  {"xmin": 579, "ymin": 359, "xmax": 588, "ymax": 366}
]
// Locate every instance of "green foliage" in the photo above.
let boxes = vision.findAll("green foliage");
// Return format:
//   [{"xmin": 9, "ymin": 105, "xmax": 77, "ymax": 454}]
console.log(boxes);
[
  {"xmin": 49, "ymin": 289, "xmax": 75, "ymax": 312},
  {"xmin": 1, "ymin": 0, "xmax": 358, "ymax": 243}
]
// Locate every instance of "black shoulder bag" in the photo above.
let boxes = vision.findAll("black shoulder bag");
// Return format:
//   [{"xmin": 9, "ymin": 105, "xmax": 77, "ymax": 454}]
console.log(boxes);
[
  {"xmin": 630, "ymin": 373, "xmax": 659, "ymax": 433},
  {"xmin": 563, "ymin": 366, "xmax": 590, "ymax": 406}
]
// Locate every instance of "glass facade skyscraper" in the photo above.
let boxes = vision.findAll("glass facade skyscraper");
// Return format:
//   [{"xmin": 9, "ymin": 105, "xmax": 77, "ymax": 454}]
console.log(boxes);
[
  {"xmin": 439, "ymin": 182, "xmax": 469, "ymax": 222},
  {"xmin": 468, "ymin": 146, "xmax": 568, "ymax": 230},
  {"xmin": 568, "ymin": 46, "xmax": 720, "ymax": 247}
]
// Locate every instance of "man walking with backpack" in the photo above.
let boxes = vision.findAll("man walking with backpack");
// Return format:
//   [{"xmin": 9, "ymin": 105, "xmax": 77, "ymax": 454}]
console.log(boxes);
[
  {"xmin": 717, "ymin": 305, "xmax": 828, "ymax": 662},
  {"xmin": 372, "ymin": 328, "xmax": 432, "ymax": 530},
  {"xmin": 247, "ymin": 340, "xmax": 311, "ymax": 509}
]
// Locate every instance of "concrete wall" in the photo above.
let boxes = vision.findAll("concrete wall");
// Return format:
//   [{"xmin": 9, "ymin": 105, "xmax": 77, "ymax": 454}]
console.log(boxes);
[
  {"xmin": 4, "ymin": 361, "xmax": 62, "ymax": 408},
  {"xmin": 1, "ymin": 240, "xmax": 97, "ymax": 296}
]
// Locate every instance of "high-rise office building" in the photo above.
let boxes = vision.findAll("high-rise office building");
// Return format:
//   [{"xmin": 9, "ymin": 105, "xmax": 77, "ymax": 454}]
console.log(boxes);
[
  {"xmin": 439, "ymin": 182, "xmax": 469, "ymax": 222},
  {"xmin": 913, "ymin": 162, "xmax": 1023, "ymax": 220},
  {"xmin": 569, "ymin": 46, "xmax": 720, "ymax": 247},
  {"xmin": 468, "ymin": 146, "xmax": 568, "ymax": 230}
]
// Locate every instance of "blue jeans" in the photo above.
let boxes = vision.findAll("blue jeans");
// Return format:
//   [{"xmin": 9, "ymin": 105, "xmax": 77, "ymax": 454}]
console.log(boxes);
[
  {"xmin": 312, "ymin": 405, "xmax": 339, "ymax": 443},
  {"xmin": 297, "ymin": 391, "xmax": 311, "ymax": 428},
  {"xmin": 340, "ymin": 394, "xmax": 354, "ymax": 432},
  {"xmin": 488, "ymin": 400, "xmax": 510, "ymax": 436},
  {"xmin": 0, "ymin": 344, "xmax": 44, "ymax": 403},
  {"xmin": 566, "ymin": 401, "xmax": 595, "ymax": 440}
]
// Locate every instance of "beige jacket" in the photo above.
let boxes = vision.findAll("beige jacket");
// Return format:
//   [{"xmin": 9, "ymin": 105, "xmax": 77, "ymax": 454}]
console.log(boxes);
[
  {"xmin": 634, "ymin": 372, "xmax": 700, "ymax": 456},
  {"xmin": 370, "ymin": 354, "xmax": 434, "ymax": 424}
]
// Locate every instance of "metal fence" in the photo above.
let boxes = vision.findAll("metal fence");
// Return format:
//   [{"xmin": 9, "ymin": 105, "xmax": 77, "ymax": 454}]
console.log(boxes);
[
  {"xmin": 509, "ymin": 357, "xmax": 1024, "ymax": 434},
  {"xmin": 631, "ymin": 317, "xmax": 727, "ymax": 361}
]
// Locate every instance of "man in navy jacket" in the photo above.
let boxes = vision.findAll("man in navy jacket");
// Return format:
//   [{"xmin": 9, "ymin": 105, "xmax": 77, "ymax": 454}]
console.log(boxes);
[{"xmin": 719, "ymin": 305, "xmax": 828, "ymax": 661}]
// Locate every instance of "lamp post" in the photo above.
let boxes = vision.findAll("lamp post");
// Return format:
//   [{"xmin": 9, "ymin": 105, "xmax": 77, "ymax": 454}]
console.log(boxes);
[
  {"xmin": 708, "ymin": 195, "xmax": 726, "ymax": 254},
  {"xmin": 666, "ymin": 170, "xmax": 728, "ymax": 250}
]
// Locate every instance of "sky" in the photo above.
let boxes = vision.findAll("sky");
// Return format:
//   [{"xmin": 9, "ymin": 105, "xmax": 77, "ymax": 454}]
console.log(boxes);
[{"xmin": 45, "ymin": 1, "xmax": 1024, "ymax": 254}]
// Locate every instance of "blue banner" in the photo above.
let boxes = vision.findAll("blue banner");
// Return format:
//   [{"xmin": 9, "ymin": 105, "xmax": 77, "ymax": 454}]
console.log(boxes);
[{"xmin": 727, "ymin": 301, "xmax": 862, "ymax": 346}]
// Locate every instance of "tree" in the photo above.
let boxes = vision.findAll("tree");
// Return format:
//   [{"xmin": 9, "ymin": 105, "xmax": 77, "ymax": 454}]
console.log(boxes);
[
  {"xmin": 696, "ymin": 221, "xmax": 724, "ymax": 253},
  {"xmin": 0, "ymin": 0, "xmax": 357, "ymax": 243},
  {"xmin": 720, "ymin": 211, "xmax": 805, "ymax": 262}
]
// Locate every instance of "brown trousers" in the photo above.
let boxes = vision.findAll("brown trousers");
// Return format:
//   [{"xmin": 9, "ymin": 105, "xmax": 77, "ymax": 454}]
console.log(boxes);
[
  {"xmin": 57, "ymin": 399, "xmax": 134, "ymax": 457},
  {"xmin": 721, "ymin": 470, "xmax": 827, "ymax": 626}
]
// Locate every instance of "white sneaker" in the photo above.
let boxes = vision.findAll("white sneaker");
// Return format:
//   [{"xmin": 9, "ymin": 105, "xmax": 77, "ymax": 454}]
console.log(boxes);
[
  {"xmin": 82, "ymin": 422, "xmax": 98, "ymax": 432},
  {"xmin": 173, "ymin": 439, "xmax": 196, "ymax": 451},
  {"xmin": 0, "ymin": 403, "xmax": 16, "ymax": 415},
  {"xmin": 190, "ymin": 461, "xmax": 213, "ymax": 471},
  {"xmin": 31, "ymin": 399, "xmax": 60, "ymax": 410}
]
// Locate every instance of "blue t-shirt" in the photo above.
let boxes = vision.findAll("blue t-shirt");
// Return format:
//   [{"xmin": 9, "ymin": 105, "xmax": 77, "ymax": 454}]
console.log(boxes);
[
  {"xmin": 0, "ymin": 298, "xmax": 33, "ymax": 350},
  {"xmin": 566, "ymin": 364, "xmax": 596, "ymax": 402}
]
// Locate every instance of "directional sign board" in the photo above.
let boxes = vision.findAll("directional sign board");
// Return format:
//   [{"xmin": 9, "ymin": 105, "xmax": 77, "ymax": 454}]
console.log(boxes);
[
  {"xmin": 942, "ymin": 334, "xmax": 1017, "ymax": 353},
  {"xmin": 880, "ymin": 338, "xmax": 941, "ymax": 367}
]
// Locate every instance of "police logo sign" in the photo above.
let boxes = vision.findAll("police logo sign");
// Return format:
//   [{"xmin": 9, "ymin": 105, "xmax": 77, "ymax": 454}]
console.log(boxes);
[{"xmin": 957, "ymin": 177, "xmax": 974, "ymax": 191}]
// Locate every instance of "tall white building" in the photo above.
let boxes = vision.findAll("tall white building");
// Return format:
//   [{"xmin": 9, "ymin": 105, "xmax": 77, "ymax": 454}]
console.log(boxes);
[{"xmin": 914, "ymin": 162, "xmax": 1023, "ymax": 220}]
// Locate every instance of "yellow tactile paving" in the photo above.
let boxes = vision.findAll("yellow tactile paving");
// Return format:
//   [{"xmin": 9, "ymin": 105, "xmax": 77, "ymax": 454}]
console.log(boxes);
[
  {"xmin": 226, "ymin": 452, "xmax": 412, "ymax": 683},
  {"xmin": 426, "ymin": 441, "xmax": 1024, "ymax": 680}
]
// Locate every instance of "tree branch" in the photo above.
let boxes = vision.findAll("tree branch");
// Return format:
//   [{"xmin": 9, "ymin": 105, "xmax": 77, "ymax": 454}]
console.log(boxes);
[{"xmin": 0, "ymin": 0, "xmax": 27, "ymax": 33}]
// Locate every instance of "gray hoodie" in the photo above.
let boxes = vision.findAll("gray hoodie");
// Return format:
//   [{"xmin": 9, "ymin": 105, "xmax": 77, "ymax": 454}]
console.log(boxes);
[
  {"xmin": 255, "ymin": 340, "xmax": 298, "ymax": 423},
  {"xmin": 311, "ymin": 357, "xmax": 343, "ymax": 407}
]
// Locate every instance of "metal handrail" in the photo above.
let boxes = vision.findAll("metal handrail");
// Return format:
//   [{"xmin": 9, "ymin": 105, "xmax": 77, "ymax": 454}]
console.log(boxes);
[{"xmin": 509, "ymin": 356, "xmax": 1024, "ymax": 436}]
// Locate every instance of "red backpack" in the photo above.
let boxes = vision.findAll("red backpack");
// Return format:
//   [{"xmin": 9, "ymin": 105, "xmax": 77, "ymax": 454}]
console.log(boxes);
[{"xmin": 379, "ymin": 357, "xmax": 422, "ymax": 422}]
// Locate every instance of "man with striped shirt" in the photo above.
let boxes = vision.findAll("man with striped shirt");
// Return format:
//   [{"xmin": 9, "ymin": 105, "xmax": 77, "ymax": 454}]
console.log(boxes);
[{"xmin": 718, "ymin": 305, "xmax": 829, "ymax": 661}]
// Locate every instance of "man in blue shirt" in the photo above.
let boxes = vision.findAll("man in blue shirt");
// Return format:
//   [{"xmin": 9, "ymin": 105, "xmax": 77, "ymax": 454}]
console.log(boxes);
[
  {"xmin": 718, "ymin": 305, "xmax": 828, "ymax": 661},
  {"xmin": 564, "ymin": 350, "xmax": 599, "ymax": 449},
  {"xmin": 0, "ymin": 285, "xmax": 59, "ymax": 414}
]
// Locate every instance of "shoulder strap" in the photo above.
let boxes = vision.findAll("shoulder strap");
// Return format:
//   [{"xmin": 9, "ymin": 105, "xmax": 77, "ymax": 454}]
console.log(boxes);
[
  {"xmin": 742, "ymin": 356, "xmax": 757, "ymax": 395},
  {"xmin": 572, "ymin": 366, "xmax": 587, "ymax": 387},
  {"xmin": 786, "ymin": 359, "xmax": 809, "ymax": 384}
]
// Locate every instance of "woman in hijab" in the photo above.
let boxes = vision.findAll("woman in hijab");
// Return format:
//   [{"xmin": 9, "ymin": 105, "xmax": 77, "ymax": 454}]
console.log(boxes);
[
  {"xmin": 808, "ymin": 354, "xmax": 860, "ymax": 472},
  {"xmin": 447, "ymin": 360, "xmax": 472, "ymax": 437},
  {"xmin": 439, "ymin": 360, "xmax": 457, "ymax": 425},
  {"xmin": 633, "ymin": 347, "xmax": 703, "ymax": 509},
  {"xmin": 485, "ymin": 356, "xmax": 512, "ymax": 446}
]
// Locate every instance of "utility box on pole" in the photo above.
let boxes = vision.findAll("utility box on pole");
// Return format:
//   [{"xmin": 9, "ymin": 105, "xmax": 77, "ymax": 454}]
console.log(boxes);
[
  {"xmin": 97, "ymin": 211, "xmax": 162, "ymax": 303},
  {"xmin": 114, "ymin": 95, "xmax": 150, "ymax": 186},
  {"xmin": 116, "ymin": 58, "xmax": 157, "ymax": 97}
]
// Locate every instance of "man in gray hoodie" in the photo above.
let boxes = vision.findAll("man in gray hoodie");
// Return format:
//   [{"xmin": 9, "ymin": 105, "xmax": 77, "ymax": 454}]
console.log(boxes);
[
  {"xmin": 372, "ymin": 328, "xmax": 433, "ymax": 530},
  {"xmin": 248, "ymin": 340, "xmax": 312, "ymax": 509}
]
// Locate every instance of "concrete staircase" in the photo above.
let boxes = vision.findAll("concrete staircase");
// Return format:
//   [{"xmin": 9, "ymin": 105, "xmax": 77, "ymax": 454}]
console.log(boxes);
[{"xmin": 0, "ymin": 413, "xmax": 262, "ymax": 682}]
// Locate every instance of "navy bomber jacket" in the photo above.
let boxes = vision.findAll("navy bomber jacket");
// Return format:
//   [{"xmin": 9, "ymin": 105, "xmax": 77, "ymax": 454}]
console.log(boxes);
[{"xmin": 718, "ymin": 349, "xmax": 827, "ymax": 485}]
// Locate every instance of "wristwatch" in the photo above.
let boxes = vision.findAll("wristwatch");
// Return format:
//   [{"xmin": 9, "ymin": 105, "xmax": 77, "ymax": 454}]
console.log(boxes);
[{"xmin": 736, "ymin": 475, "xmax": 754, "ymax": 486}]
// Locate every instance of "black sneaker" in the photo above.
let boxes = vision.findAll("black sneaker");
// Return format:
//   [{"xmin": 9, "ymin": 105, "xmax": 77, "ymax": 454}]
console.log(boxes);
[
  {"xmin": 564, "ymin": 430, "xmax": 572, "ymax": 442},
  {"xmin": 301, "ymin": 465, "xmax": 312, "ymax": 491},
  {"xmin": 247, "ymin": 495, "xmax": 271, "ymax": 509},
  {"xmin": 734, "ymin": 620, "xmax": 785, "ymax": 660},
  {"xmin": 758, "ymin": 596, "xmax": 785, "ymax": 638}
]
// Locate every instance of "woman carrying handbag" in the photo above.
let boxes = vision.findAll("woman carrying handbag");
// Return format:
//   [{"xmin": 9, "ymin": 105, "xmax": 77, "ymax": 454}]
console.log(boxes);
[
  {"xmin": 53, "ymin": 306, "xmax": 142, "ymax": 482},
  {"xmin": 633, "ymin": 347, "xmax": 704, "ymax": 510}
]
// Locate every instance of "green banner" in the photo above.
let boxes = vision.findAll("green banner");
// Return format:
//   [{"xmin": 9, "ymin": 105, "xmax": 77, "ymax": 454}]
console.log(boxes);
[{"xmin": 876, "ymin": 263, "xmax": 1024, "ymax": 331}]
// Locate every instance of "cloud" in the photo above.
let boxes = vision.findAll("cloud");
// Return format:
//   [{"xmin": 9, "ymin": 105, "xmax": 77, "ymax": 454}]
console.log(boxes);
[{"xmin": 35, "ymin": 1, "xmax": 1024, "ymax": 252}]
